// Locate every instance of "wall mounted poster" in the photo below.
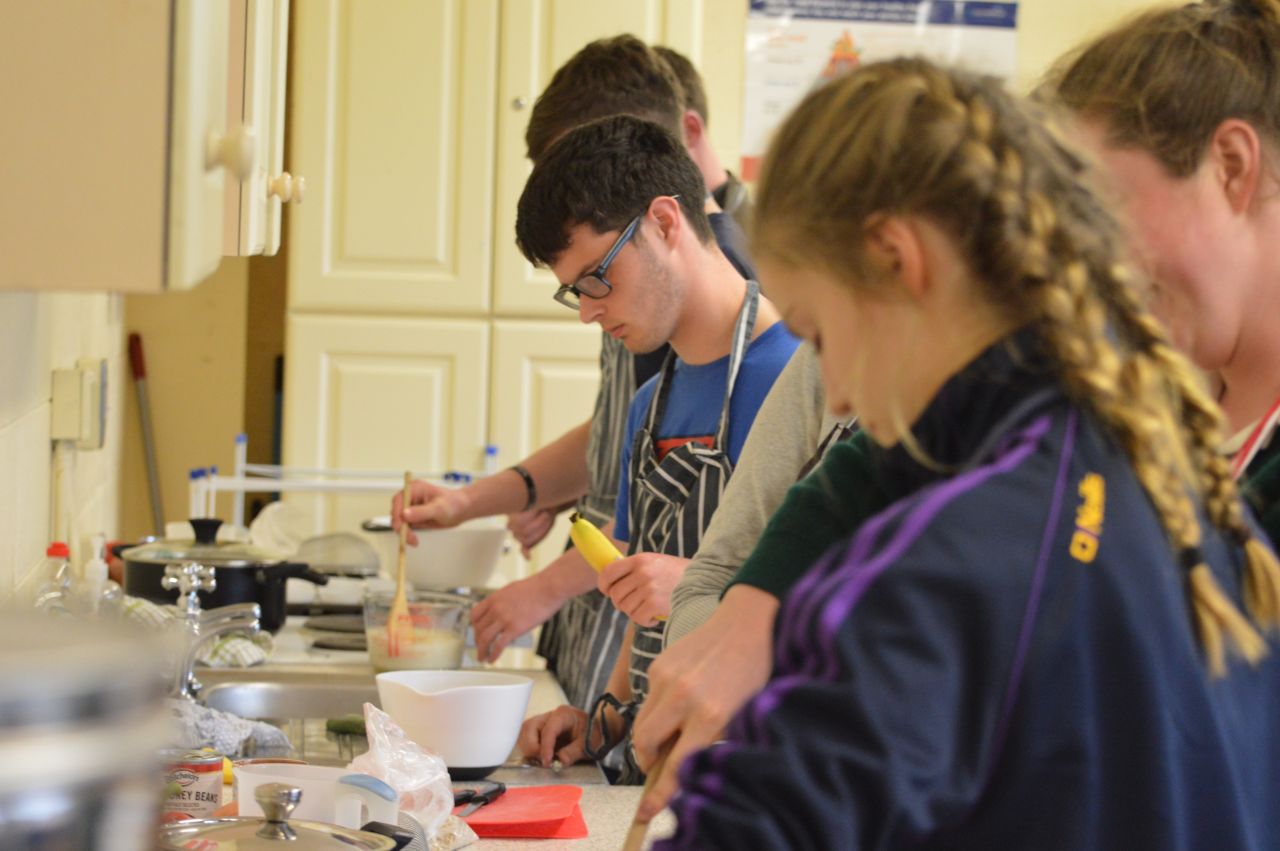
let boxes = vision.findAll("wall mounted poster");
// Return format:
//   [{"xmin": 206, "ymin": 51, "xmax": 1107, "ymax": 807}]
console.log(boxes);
[{"xmin": 741, "ymin": 0, "xmax": 1019, "ymax": 180}]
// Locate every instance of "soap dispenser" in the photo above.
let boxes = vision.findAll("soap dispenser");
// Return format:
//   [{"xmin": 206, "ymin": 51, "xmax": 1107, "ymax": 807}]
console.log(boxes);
[{"xmin": 68, "ymin": 535, "xmax": 124, "ymax": 619}]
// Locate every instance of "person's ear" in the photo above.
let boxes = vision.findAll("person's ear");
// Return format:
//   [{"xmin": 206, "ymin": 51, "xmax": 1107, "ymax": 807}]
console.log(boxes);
[
  {"xmin": 681, "ymin": 110, "xmax": 704, "ymax": 149},
  {"xmin": 648, "ymin": 195, "xmax": 684, "ymax": 251},
  {"xmin": 863, "ymin": 215, "xmax": 926, "ymax": 298},
  {"xmin": 1209, "ymin": 119, "xmax": 1265, "ymax": 216}
]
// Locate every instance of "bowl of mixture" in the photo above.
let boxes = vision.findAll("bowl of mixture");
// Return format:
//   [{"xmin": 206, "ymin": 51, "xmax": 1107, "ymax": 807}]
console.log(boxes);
[{"xmin": 362, "ymin": 588, "xmax": 470, "ymax": 672}]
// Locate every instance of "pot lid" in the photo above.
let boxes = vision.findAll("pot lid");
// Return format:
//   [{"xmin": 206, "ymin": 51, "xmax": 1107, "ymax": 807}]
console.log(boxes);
[
  {"xmin": 156, "ymin": 784, "xmax": 401, "ymax": 850},
  {"xmin": 123, "ymin": 518, "xmax": 288, "ymax": 568}
]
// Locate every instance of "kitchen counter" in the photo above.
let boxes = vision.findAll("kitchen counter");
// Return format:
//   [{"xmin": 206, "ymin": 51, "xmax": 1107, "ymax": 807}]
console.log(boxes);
[{"xmin": 206, "ymin": 617, "xmax": 678, "ymax": 848}]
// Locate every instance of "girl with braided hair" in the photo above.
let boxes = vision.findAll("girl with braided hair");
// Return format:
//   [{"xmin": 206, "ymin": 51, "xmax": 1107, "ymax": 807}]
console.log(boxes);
[
  {"xmin": 656, "ymin": 58, "xmax": 1280, "ymax": 851},
  {"xmin": 1051, "ymin": 0, "xmax": 1280, "ymax": 554}
]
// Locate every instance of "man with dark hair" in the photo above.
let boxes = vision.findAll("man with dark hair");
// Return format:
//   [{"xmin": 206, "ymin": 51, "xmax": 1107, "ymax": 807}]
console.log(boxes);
[
  {"xmin": 512, "ymin": 115, "xmax": 797, "ymax": 783},
  {"xmin": 395, "ymin": 35, "xmax": 755, "ymax": 713},
  {"xmin": 653, "ymin": 45, "xmax": 753, "ymax": 232},
  {"xmin": 525, "ymin": 35, "xmax": 686, "ymax": 163}
]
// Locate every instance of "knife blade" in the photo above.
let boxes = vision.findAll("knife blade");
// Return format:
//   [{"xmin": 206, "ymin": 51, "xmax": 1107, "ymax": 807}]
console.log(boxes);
[{"xmin": 456, "ymin": 781, "xmax": 506, "ymax": 817}]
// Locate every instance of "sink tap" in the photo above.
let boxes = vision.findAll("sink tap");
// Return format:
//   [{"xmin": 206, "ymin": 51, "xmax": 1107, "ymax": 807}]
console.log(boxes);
[{"xmin": 164, "ymin": 563, "xmax": 261, "ymax": 701}]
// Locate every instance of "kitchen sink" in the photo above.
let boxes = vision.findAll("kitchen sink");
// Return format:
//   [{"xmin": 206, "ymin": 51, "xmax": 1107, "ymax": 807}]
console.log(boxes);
[
  {"xmin": 202, "ymin": 680, "xmax": 379, "ymax": 719},
  {"xmin": 197, "ymin": 670, "xmax": 379, "ymax": 765}
]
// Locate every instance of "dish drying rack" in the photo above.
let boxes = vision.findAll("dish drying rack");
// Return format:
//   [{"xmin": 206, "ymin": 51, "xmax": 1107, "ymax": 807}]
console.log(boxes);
[{"xmin": 189, "ymin": 434, "xmax": 500, "ymax": 534}]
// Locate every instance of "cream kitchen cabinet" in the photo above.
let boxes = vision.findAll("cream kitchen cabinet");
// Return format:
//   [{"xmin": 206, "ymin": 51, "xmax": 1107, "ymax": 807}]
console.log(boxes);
[
  {"xmin": 488, "ymin": 321, "xmax": 603, "ymax": 584},
  {"xmin": 1, "ymin": 0, "xmax": 249, "ymax": 292},
  {"xmin": 287, "ymin": 0, "xmax": 499, "ymax": 315},
  {"xmin": 283, "ymin": 315, "xmax": 490, "ymax": 534},
  {"xmin": 225, "ymin": 0, "xmax": 297, "ymax": 257}
]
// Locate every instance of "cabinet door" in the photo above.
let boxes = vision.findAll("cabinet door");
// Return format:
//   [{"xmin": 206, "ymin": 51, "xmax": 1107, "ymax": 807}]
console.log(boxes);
[
  {"xmin": 284, "ymin": 315, "xmax": 490, "ymax": 533},
  {"xmin": 0, "ymin": 0, "xmax": 233, "ymax": 292},
  {"xmin": 488, "ymin": 320, "xmax": 602, "ymax": 584},
  {"xmin": 288, "ymin": 0, "xmax": 498, "ymax": 314},
  {"xmin": 169, "ymin": 0, "xmax": 237, "ymax": 290},
  {"xmin": 226, "ymin": 0, "xmax": 292, "ymax": 256}
]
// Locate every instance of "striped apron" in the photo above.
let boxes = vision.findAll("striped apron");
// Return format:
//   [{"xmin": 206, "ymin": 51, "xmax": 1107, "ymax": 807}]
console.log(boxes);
[
  {"xmin": 614, "ymin": 281, "xmax": 760, "ymax": 781},
  {"xmin": 535, "ymin": 333, "xmax": 633, "ymax": 711}
]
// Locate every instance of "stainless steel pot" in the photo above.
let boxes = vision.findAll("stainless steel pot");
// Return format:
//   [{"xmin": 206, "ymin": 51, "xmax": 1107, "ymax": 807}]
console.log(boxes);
[
  {"xmin": 121, "ymin": 518, "xmax": 328, "ymax": 632},
  {"xmin": 0, "ymin": 610, "xmax": 170, "ymax": 849}
]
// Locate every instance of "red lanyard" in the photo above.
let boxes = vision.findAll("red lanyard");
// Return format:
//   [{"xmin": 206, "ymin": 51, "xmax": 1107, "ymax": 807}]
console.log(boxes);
[{"xmin": 1230, "ymin": 397, "xmax": 1280, "ymax": 481}]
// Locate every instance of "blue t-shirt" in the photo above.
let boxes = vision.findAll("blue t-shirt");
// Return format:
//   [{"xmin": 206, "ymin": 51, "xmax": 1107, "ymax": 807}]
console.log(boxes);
[{"xmin": 614, "ymin": 321, "xmax": 799, "ymax": 542}]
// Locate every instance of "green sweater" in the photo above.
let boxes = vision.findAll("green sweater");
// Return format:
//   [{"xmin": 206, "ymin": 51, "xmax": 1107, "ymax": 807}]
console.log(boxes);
[
  {"xmin": 728, "ymin": 429, "xmax": 885, "ymax": 599},
  {"xmin": 1246, "ymin": 439, "xmax": 1280, "ymax": 548},
  {"xmin": 733, "ymin": 426, "xmax": 1280, "ymax": 603}
]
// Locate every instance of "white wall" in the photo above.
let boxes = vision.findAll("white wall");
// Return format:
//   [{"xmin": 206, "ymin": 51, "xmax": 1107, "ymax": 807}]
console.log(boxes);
[{"xmin": 0, "ymin": 291, "xmax": 125, "ymax": 596}]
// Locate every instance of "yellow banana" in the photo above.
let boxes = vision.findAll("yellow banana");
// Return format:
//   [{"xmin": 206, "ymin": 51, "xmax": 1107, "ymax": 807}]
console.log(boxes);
[{"xmin": 569, "ymin": 512, "xmax": 622, "ymax": 572}]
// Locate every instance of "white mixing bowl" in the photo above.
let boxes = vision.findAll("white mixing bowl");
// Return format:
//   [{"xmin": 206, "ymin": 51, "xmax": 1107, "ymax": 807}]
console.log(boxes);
[{"xmin": 376, "ymin": 670, "xmax": 532, "ymax": 780}]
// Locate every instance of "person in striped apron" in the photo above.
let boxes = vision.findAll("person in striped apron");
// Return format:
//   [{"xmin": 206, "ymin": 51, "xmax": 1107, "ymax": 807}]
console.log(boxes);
[
  {"xmin": 617, "ymin": 279, "xmax": 761, "ymax": 705},
  {"xmin": 512, "ymin": 114, "xmax": 798, "ymax": 783}
]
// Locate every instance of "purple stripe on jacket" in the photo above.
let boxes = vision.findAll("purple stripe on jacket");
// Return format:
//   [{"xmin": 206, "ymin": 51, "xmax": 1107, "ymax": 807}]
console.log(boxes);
[{"xmin": 665, "ymin": 414, "xmax": 1055, "ymax": 849}]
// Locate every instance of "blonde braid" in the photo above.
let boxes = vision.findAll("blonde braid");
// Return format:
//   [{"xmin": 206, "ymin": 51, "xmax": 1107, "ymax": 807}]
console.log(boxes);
[
  {"xmin": 961, "ymin": 87, "xmax": 1270, "ymax": 676},
  {"xmin": 1099, "ymin": 261, "xmax": 1280, "ymax": 648}
]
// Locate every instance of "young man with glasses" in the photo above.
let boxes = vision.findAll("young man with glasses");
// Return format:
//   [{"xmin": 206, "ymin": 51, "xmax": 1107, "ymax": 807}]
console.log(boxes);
[
  {"xmin": 511, "ymin": 114, "xmax": 797, "ymax": 783},
  {"xmin": 393, "ymin": 35, "xmax": 756, "ymax": 714}
]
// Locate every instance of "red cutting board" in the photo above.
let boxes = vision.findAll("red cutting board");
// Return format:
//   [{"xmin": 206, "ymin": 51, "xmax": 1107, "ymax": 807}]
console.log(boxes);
[{"xmin": 455, "ymin": 785, "xmax": 587, "ymax": 839}]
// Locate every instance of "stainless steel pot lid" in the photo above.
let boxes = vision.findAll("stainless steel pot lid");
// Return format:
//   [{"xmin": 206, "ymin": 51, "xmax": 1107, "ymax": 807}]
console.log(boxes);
[
  {"xmin": 123, "ymin": 518, "xmax": 288, "ymax": 568},
  {"xmin": 156, "ymin": 784, "xmax": 403, "ymax": 850}
]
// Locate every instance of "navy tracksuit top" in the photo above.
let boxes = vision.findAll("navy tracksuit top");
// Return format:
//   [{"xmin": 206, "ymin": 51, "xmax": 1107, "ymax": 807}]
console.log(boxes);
[{"xmin": 660, "ymin": 332, "xmax": 1280, "ymax": 850}]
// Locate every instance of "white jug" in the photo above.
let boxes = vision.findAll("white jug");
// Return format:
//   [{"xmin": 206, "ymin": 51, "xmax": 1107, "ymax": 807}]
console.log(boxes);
[{"xmin": 236, "ymin": 763, "xmax": 398, "ymax": 827}]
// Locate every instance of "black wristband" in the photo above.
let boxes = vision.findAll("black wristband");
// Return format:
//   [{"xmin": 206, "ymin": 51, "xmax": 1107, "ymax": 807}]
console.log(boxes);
[{"xmin": 510, "ymin": 464, "xmax": 537, "ymax": 511}]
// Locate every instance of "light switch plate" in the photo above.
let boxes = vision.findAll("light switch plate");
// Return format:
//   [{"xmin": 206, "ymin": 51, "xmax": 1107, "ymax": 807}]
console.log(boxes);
[
  {"xmin": 50, "ymin": 359, "xmax": 108, "ymax": 449},
  {"xmin": 50, "ymin": 369, "xmax": 81, "ymax": 441}
]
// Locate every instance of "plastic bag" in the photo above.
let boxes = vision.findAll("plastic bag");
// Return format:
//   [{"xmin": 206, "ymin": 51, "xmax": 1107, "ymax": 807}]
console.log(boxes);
[{"xmin": 348, "ymin": 702, "xmax": 454, "ymax": 838}]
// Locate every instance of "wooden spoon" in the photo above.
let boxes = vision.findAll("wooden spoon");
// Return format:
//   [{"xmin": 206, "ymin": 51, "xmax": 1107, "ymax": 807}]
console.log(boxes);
[
  {"xmin": 387, "ymin": 471, "xmax": 415, "ymax": 657},
  {"xmin": 621, "ymin": 742, "xmax": 673, "ymax": 851}
]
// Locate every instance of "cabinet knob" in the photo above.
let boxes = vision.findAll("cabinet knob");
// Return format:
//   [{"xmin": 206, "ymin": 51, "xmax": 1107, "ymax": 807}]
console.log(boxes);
[
  {"xmin": 268, "ymin": 173, "xmax": 306, "ymax": 204},
  {"xmin": 206, "ymin": 125, "xmax": 256, "ymax": 181},
  {"xmin": 512, "ymin": 96, "xmax": 528, "ymax": 110}
]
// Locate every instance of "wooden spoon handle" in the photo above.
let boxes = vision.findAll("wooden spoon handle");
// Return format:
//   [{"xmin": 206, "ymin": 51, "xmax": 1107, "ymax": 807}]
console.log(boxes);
[
  {"xmin": 387, "ymin": 471, "xmax": 414, "ymax": 656},
  {"xmin": 621, "ymin": 742, "xmax": 673, "ymax": 851}
]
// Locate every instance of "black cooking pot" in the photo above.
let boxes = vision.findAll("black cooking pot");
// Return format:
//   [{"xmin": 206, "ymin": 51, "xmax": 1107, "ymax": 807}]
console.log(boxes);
[{"xmin": 120, "ymin": 518, "xmax": 328, "ymax": 632}]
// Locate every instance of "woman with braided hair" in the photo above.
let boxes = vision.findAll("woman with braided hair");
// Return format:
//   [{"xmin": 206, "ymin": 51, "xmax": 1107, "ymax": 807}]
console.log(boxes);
[
  {"xmin": 1051, "ymin": 0, "xmax": 1280, "ymax": 548},
  {"xmin": 655, "ymin": 58, "xmax": 1280, "ymax": 851}
]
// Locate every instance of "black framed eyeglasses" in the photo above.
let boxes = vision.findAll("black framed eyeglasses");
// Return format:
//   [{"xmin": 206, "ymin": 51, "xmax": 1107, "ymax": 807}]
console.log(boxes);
[
  {"xmin": 551, "ymin": 195, "xmax": 681, "ymax": 310},
  {"xmin": 583, "ymin": 691, "xmax": 639, "ymax": 761},
  {"xmin": 552, "ymin": 215, "xmax": 642, "ymax": 310}
]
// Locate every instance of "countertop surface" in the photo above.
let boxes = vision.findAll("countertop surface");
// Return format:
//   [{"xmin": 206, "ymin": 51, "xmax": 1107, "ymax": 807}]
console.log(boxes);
[{"xmin": 207, "ymin": 616, "xmax": 677, "ymax": 848}]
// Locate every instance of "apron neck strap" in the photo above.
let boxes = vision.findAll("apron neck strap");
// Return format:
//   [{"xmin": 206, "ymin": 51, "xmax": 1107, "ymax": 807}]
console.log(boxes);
[
  {"xmin": 715, "ymin": 280, "xmax": 761, "ymax": 446},
  {"xmin": 642, "ymin": 279, "xmax": 762, "ymax": 446}
]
